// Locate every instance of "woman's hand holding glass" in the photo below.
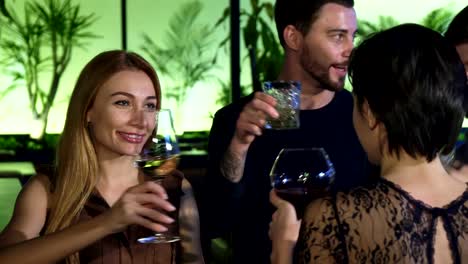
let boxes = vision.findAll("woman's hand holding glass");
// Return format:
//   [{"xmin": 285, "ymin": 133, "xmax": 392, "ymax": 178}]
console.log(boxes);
[
  {"xmin": 269, "ymin": 190, "xmax": 301, "ymax": 245},
  {"xmin": 269, "ymin": 148, "xmax": 335, "ymax": 263},
  {"xmin": 103, "ymin": 181, "xmax": 176, "ymax": 234}
]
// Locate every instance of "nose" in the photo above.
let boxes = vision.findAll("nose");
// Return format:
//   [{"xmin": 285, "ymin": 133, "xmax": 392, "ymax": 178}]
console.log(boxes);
[
  {"xmin": 343, "ymin": 36, "xmax": 354, "ymax": 58},
  {"xmin": 130, "ymin": 108, "xmax": 148, "ymax": 128}
]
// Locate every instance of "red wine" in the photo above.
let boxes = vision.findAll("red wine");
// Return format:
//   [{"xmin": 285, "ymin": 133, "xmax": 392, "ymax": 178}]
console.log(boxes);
[
  {"xmin": 275, "ymin": 187, "xmax": 308, "ymax": 218},
  {"xmin": 275, "ymin": 185, "xmax": 331, "ymax": 219},
  {"xmin": 270, "ymin": 148, "xmax": 335, "ymax": 218}
]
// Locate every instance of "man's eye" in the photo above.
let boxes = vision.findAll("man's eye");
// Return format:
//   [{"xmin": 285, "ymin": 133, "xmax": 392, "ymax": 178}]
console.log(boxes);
[
  {"xmin": 114, "ymin": 100, "xmax": 130, "ymax": 106},
  {"xmin": 334, "ymin": 34, "xmax": 344, "ymax": 41}
]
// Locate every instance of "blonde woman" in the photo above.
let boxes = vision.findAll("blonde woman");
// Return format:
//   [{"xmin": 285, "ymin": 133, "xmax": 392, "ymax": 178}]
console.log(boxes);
[{"xmin": 0, "ymin": 50, "xmax": 204, "ymax": 263}]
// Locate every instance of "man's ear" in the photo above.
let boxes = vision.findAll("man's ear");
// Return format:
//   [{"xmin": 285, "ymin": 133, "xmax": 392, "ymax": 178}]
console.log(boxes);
[
  {"xmin": 283, "ymin": 25, "xmax": 302, "ymax": 51},
  {"xmin": 362, "ymin": 100, "xmax": 378, "ymax": 130}
]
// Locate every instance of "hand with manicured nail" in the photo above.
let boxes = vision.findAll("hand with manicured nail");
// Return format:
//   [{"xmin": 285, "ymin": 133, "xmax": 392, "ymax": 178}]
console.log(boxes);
[{"xmin": 103, "ymin": 181, "xmax": 176, "ymax": 234}]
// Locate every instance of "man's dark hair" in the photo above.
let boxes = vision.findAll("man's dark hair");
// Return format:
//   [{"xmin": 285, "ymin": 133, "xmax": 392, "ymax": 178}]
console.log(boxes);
[
  {"xmin": 274, "ymin": 0, "xmax": 354, "ymax": 47},
  {"xmin": 349, "ymin": 23, "xmax": 467, "ymax": 161},
  {"xmin": 445, "ymin": 5, "xmax": 468, "ymax": 45}
]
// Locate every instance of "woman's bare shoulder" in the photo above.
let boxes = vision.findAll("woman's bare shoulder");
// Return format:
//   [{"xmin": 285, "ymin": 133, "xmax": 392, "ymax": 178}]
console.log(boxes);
[
  {"xmin": 20, "ymin": 173, "xmax": 53, "ymax": 209},
  {"xmin": 0, "ymin": 173, "xmax": 53, "ymax": 245},
  {"xmin": 31, "ymin": 173, "xmax": 52, "ymax": 188}
]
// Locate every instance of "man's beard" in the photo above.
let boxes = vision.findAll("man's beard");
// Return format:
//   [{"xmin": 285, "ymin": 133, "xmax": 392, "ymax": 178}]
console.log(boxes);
[
  {"xmin": 301, "ymin": 47, "xmax": 346, "ymax": 91},
  {"xmin": 310, "ymin": 67, "xmax": 345, "ymax": 92}
]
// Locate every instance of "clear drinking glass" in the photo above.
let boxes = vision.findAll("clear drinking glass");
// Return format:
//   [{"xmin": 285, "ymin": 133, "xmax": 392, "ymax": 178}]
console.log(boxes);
[
  {"xmin": 134, "ymin": 109, "xmax": 182, "ymax": 244},
  {"xmin": 270, "ymin": 148, "xmax": 335, "ymax": 219},
  {"xmin": 263, "ymin": 81, "xmax": 301, "ymax": 129}
]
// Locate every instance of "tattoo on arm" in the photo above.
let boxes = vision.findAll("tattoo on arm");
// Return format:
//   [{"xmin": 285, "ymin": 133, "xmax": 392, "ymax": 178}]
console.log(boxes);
[{"xmin": 220, "ymin": 149, "xmax": 246, "ymax": 183}]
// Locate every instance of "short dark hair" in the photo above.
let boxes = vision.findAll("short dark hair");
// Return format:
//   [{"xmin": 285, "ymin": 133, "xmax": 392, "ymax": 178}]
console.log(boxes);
[
  {"xmin": 349, "ymin": 24, "xmax": 467, "ymax": 161},
  {"xmin": 274, "ymin": 0, "xmax": 354, "ymax": 47},
  {"xmin": 445, "ymin": 5, "xmax": 468, "ymax": 45}
]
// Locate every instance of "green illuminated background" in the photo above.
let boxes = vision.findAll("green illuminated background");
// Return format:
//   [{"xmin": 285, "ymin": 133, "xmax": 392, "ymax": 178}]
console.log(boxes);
[{"xmin": 0, "ymin": 0, "xmax": 467, "ymax": 136}]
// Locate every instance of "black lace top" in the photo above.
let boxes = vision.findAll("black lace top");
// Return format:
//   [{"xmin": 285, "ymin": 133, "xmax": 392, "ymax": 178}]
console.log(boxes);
[{"xmin": 297, "ymin": 178, "xmax": 468, "ymax": 264}]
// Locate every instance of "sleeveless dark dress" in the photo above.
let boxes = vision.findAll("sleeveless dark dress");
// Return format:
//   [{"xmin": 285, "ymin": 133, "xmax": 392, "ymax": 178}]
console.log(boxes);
[
  {"xmin": 77, "ymin": 192, "xmax": 180, "ymax": 264},
  {"xmin": 40, "ymin": 169, "xmax": 186, "ymax": 263}
]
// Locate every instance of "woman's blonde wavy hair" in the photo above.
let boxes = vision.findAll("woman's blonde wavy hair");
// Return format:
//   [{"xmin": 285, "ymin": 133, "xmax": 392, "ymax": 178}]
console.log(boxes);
[{"xmin": 44, "ymin": 50, "xmax": 161, "ymax": 263}]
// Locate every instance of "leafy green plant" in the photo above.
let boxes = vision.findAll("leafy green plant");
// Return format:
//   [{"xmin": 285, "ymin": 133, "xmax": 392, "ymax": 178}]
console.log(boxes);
[
  {"xmin": 141, "ymin": 0, "xmax": 216, "ymax": 110},
  {"xmin": 356, "ymin": 16, "xmax": 400, "ymax": 41},
  {"xmin": 0, "ymin": 0, "xmax": 98, "ymax": 139},
  {"xmin": 0, "ymin": 134, "xmax": 58, "ymax": 153},
  {"xmin": 214, "ymin": 0, "xmax": 284, "ymax": 105},
  {"xmin": 215, "ymin": 78, "xmax": 250, "ymax": 107},
  {"xmin": 357, "ymin": 7, "xmax": 454, "ymax": 41},
  {"xmin": 420, "ymin": 8, "xmax": 454, "ymax": 34},
  {"xmin": 0, "ymin": 136, "xmax": 22, "ymax": 151}
]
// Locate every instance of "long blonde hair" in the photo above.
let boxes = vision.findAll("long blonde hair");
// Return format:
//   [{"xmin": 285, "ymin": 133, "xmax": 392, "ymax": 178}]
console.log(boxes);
[{"xmin": 44, "ymin": 50, "xmax": 161, "ymax": 263}]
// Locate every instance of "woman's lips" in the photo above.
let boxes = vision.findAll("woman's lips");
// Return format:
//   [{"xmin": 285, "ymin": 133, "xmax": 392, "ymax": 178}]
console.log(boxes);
[{"xmin": 118, "ymin": 132, "xmax": 145, "ymax": 143}]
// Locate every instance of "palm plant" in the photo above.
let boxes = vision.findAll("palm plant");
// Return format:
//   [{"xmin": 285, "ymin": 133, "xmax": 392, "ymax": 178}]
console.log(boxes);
[
  {"xmin": 420, "ymin": 7, "xmax": 454, "ymax": 34},
  {"xmin": 141, "ymin": 0, "xmax": 215, "ymax": 111},
  {"xmin": 215, "ymin": 78, "xmax": 250, "ymax": 107},
  {"xmin": 0, "ymin": 0, "xmax": 98, "ymax": 139},
  {"xmin": 357, "ymin": 7, "xmax": 454, "ymax": 41},
  {"xmin": 214, "ymin": 0, "xmax": 284, "ymax": 105},
  {"xmin": 356, "ymin": 16, "xmax": 399, "ymax": 41}
]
